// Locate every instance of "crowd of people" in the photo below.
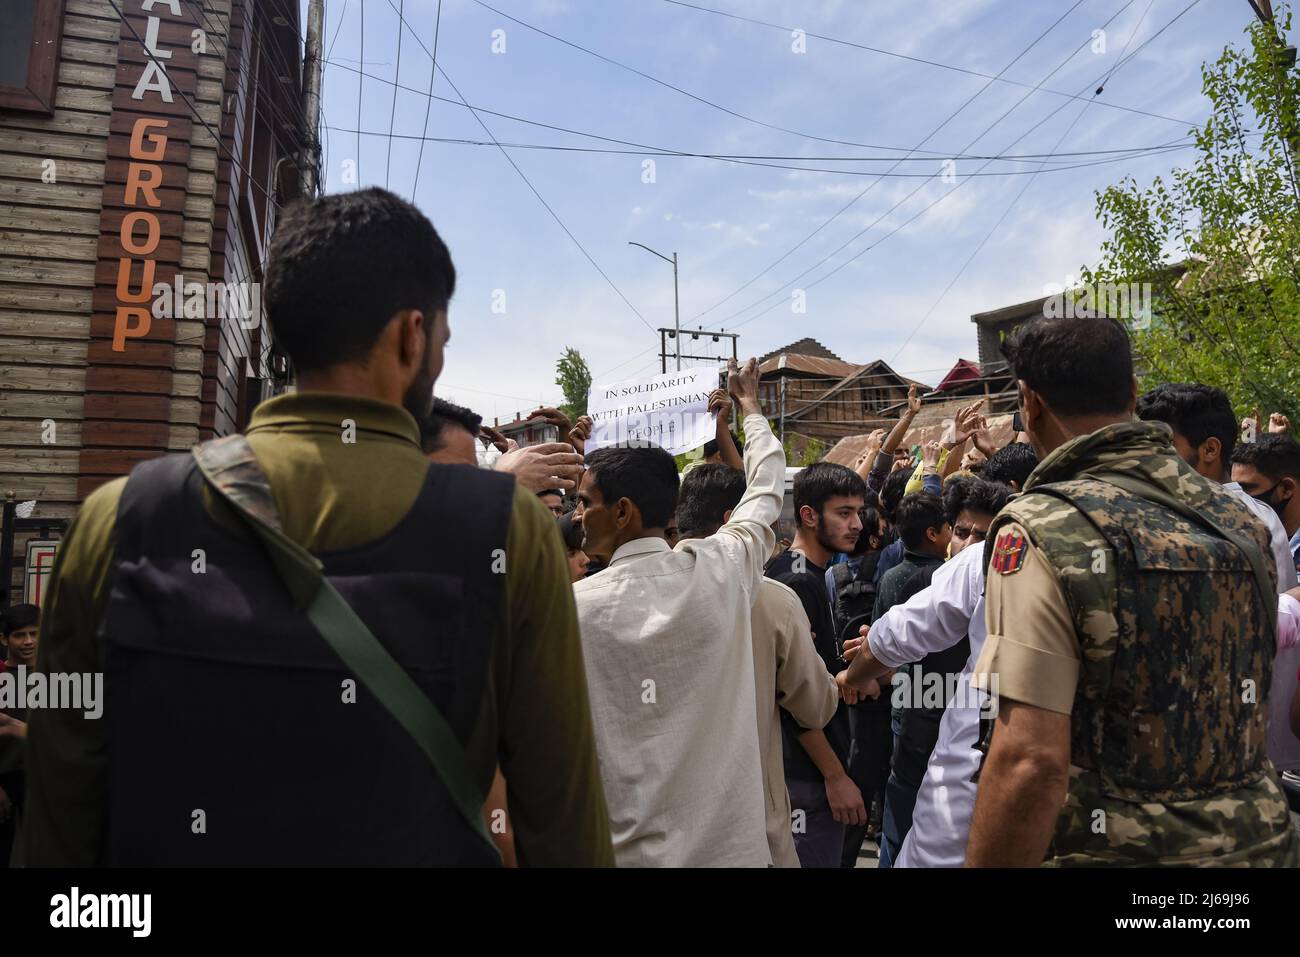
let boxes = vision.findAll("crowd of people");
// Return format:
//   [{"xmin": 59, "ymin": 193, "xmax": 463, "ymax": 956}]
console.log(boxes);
[{"xmin": 3, "ymin": 187, "xmax": 1299, "ymax": 867}]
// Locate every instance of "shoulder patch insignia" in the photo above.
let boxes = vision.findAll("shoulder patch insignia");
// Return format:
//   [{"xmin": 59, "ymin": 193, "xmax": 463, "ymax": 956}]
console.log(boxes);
[{"xmin": 991, "ymin": 531, "xmax": 1028, "ymax": 575}]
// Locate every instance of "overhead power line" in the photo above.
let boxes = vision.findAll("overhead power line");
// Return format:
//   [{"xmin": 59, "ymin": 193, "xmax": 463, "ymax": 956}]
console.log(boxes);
[
  {"xmin": 694, "ymin": 0, "xmax": 1102, "ymax": 324},
  {"xmin": 466, "ymin": 0, "xmax": 1191, "ymax": 155},
  {"xmin": 410, "ymin": 0, "xmax": 444, "ymax": 201},
  {"xmin": 384, "ymin": 0, "xmax": 405, "ymax": 189},
  {"xmin": 656, "ymin": 0, "xmax": 1196, "ymax": 127},
  {"xmin": 379, "ymin": 0, "xmax": 655, "ymax": 335},
  {"xmin": 319, "ymin": 57, "xmax": 1201, "ymax": 167},
  {"xmin": 325, "ymin": 125, "xmax": 1191, "ymax": 177},
  {"xmin": 720, "ymin": 0, "xmax": 1206, "ymax": 337},
  {"xmin": 887, "ymin": 0, "xmax": 1160, "ymax": 363}
]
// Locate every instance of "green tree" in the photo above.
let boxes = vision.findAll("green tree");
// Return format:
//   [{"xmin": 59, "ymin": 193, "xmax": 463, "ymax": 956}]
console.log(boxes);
[
  {"xmin": 555, "ymin": 346, "xmax": 592, "ymax": 422},
  {"xmin": 1081, "ymin": 12, "xmax": 1300, "ymax": 419}
]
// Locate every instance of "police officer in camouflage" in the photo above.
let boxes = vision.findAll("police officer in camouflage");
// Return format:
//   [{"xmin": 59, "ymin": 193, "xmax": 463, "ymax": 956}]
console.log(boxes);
[{"xmin": 966, "ymin": 315, "xmax": 1298, "ymax": 867}]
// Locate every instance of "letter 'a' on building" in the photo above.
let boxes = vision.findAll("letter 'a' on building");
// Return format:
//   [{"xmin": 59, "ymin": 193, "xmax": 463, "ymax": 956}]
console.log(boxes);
[{"xmin": 0, "ymin": 0, "xmax": 312, "ymax": 536}]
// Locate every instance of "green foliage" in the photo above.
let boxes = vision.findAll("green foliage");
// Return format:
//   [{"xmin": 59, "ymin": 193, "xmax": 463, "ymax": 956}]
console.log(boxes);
[
  {"xmin": 775, "ymin": 423, "xmax": 826, "ymax": 467},
  {"xmin": 555, "ymin": 346, "xmax": 592, "ymax": 422},
  {"xmin": 1081, "ymin": 12, "xmax": 1300, "ymax": 420}
]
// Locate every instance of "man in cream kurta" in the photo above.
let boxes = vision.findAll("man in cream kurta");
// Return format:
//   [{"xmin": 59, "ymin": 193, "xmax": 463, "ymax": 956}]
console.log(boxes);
[
  {"xmin": 573, "ymin": 390, "xmax": 784, "ymax": 867},
  {"xmin": 750, "ymin": 578, "xmax": 840, "ymax": 867}
]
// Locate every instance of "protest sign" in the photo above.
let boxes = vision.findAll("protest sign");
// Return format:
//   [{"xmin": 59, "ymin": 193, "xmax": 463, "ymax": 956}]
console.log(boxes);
[{"xmin": 586, "ymin": 367, "xmax": 717, "ymax": 456}]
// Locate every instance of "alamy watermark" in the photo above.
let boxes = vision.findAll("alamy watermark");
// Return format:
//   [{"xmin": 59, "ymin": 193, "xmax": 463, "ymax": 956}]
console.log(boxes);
[
  {"xmin": 0, "ymin": 666, "xmax": 102, "ymax": 719},
  {"xmin": 1041, "ymin": 276, "xmax": 1153, "ymax": 329},
  {"xmin": 150, "ymin": 274, "xmax": 261, "ymax": 328},
  {"xmin": 891, "ymin": 667, "xmax": 999, "ymax": 718}
]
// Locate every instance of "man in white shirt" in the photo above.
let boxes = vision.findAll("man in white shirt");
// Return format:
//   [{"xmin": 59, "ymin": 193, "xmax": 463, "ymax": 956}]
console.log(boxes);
[
  {"xmin": 1139, "ymin": 386, "xmax": 1300, "ymax": 772},
  {"xmin": 836, "ymin": 500, "xmax": 1004, "ymax": 867},
  {"xmin": 572, "ymin": 357, "xmax": 783, "ymax": 867}
]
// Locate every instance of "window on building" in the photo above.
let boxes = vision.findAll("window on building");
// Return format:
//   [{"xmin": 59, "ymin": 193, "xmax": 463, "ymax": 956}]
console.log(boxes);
[{"xmin": 0, "ymin": 0, "xmax": 66, "ymax": 114}]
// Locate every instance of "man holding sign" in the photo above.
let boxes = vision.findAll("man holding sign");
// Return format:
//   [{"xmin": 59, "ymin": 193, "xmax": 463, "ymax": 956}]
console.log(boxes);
[{"xmin": 572, "ymin": 358, "xmax": 785, "ymax": 866}]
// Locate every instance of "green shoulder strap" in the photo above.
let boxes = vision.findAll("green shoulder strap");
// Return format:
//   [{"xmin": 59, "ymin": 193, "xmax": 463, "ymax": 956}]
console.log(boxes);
[
  {"xmin": 191, "ymin": 435, "xmax": 497, "ymax": 854},
  {"xmin": 1085, "ymin": 470, "xmax": 1278, "ymax": 620}
]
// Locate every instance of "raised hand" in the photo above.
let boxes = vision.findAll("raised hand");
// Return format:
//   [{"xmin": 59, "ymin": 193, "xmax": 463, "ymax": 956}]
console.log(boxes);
[
  {"xmin": 727, "ymin": 357, "xmax": 762, "ymax": 417},
  {"xmin": 527, "ymin": 406, "xmax": 575, "ymax": 444},
  {"xmin": 494, "ymin": 442, "xmax": 584, "ymax": 493},
  {"xmin": 479, "ymin": 424, "xmax": 513, "ymax": 454},
  {"xmin": 568, "ymin": 415, "xmax": 594, "ymax": 454}
]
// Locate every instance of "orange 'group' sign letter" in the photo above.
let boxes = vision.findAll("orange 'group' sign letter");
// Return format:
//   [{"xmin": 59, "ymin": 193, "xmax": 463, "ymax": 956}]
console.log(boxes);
[{"xmin": 113, "ymin": 117, "xmax": 171, "ymax": 351}]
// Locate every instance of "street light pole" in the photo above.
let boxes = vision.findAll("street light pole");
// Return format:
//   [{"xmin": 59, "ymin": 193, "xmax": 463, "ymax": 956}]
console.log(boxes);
[{"xmin": 629, "ymin": 241, "xmax": 681, "ymax": 370}]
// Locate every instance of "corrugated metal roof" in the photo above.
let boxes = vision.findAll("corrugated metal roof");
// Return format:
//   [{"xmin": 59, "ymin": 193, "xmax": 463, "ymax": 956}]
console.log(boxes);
[{"xmin": 758, "ymin": 353, "xmax": 861, "ymax": 378}]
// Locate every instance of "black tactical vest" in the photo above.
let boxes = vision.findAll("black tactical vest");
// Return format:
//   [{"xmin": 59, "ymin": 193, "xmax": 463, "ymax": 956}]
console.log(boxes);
[{"xmin": 99, "ymin": 449, "xmax": 514, "ymax": 866}]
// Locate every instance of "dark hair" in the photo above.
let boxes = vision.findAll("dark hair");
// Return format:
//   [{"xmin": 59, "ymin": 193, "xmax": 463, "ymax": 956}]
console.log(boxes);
[
  {"xmin": 584, "ymin": 445, "xmax": 680, "ymax": 528},
  {"xmin": 1003, "ymin": 316, "xmax": 1133, "ymax": 415},
  {"xmin": 1136, "ymin": 384, "xmax": 1237, "ymax": 459},
  {"xmin": 794, "ymin": 463, "xmax": 866, "ymax": 521},
  {"xmin": 984, "ymin": 442, "xmax": 1038, "ymax": 488},
  {"xmin": 2, "ymin": 603, "xmax": 39, "ymax": 637},
  {"xmin": 895, "ymin": 492, "xmax": 948, "ymax": 551},
  {"xmin": 538, "ymin": 489, "xmax": 566, "ymax": 500},
  {"xmin": 1231, "ymin": 434, "xmax": 1300, "ymax": 480},
  {"xmin": 676, "ymin": 463, "xmax": 746, "ymax": 537},
  {"xmin": 702, "ymin": 432, "xmax": 743, "ymax": 459},
  {"xmin": 557, "ymin": 511, "xmax": 584, "ymax": 552},
  {"xmin": 420, "ymin": 397, "xmax": 481, "ymax": 454},
  {"xmin": 878, "ymin": 467, "xmax": 911, "ymax": 521},
  {"xmin": 942, "ymin": 477, "xmax": 1012, "ymax": 526},
  {"xmin": 265, "ymin": 188, "xmax": 456, "ymax": 371},
  {"xmin": 855, "ymin": 504, "xmax": 884, "ymax": 557}
]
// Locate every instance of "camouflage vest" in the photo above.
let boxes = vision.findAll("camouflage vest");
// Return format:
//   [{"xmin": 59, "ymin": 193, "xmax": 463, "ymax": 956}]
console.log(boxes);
[{"xmin": 985, "ymin": 422, "xmax": 1299, "ymax": 867}]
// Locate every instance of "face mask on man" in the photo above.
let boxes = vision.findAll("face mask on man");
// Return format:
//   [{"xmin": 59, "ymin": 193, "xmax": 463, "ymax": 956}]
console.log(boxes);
[{"xmin": 1251, "ymin": 480, "xmax": 1291, "ymax": 519}]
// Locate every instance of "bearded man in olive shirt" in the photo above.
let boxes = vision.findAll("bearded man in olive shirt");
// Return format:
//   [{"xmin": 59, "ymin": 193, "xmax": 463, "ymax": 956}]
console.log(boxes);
[{"xmin": 23, "ymin": 188, "xmax": 612, "ymax": 867}]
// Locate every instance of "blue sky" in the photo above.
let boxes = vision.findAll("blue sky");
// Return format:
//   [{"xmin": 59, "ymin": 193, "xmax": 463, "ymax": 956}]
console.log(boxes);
[{"xmin": 310, "ymin": 0, "xmax": 1269, "ymax": 424}]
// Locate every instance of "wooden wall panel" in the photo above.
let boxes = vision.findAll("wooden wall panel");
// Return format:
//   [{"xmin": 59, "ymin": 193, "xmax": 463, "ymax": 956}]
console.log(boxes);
[
  {"xmin": 2, "ymin": 0, "xmax": 296, "ymax": 519},
  {"xmin": 0, "ymin": 4, "xmax": 113, "ymax": 520}
]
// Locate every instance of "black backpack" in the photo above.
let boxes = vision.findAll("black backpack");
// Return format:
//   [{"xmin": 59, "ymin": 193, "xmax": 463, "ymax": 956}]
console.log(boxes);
[{"xmin": 830, "ymin": 552, "xmax": 880, "ymax": 647}]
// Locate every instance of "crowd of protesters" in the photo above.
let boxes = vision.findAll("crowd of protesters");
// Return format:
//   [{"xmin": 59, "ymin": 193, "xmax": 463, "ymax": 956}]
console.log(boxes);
[{"xmin": 3, "ymin": 188, "xmax": 1300, "ymax": 867}]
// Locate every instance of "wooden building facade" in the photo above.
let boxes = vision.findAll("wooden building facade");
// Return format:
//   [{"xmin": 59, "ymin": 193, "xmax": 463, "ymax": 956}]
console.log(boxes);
[
  {"xmin": 758, "ymin": 337, "xmax": 931, "ymax": 444},
  {"xmin": 0, "ymin": 0, "xmax": 310, "ymax": 602}
]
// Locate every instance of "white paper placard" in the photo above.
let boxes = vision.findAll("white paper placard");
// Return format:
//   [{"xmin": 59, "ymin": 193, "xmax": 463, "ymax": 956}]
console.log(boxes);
[{"xmin": 585, "ymin": 367, "xmax": 718, "ymax": 456}]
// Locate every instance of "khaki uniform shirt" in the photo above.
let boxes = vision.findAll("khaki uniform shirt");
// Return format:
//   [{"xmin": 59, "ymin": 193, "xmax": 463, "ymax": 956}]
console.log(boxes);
[
  {"xmin": 23, "ymin": 392, "xmax": 614, "ymax": 867},
  {"xmin": 974, "ymin": 522, "xmax": 1080, "ymax": 714}
]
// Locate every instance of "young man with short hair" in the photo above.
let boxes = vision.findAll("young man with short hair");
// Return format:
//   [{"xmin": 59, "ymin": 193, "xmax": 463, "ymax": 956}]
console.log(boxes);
[
  {"xmin": 676, "ymin": 463, "xmax": 838, "ymax": 867},
  {"xmin": 873, "ymin": 493, "xmax": 952, "ymax": 619},
  {"xmin": 572, "ymin": 357, "xmax": 783, "ymax": 867},
  {"xmin": 766, "ymin": 462, "xmax": 867, "ymax": 868},
  {"xmin": 1232, "ymin": 433, "xmax": 1300, "ymax": 576}
]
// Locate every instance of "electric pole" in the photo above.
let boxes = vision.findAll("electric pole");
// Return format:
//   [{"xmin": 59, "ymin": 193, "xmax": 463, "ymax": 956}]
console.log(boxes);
[{"xmin": 302, "ymin": 0, "xmax": 326, "ymax": 197}]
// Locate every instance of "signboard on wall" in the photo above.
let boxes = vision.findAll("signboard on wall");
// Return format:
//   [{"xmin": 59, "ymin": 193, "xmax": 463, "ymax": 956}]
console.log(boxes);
[{"xmin": 24, "ymin": 539, "xmax": 59, "ymax": 606}]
